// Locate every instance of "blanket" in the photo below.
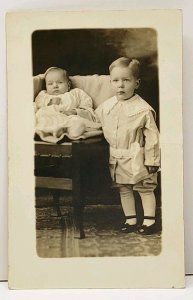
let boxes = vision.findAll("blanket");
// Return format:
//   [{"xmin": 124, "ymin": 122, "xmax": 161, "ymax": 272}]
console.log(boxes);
[{"xmin": 35, "ymin": 105, "xmax": 102, "ymax": 143}]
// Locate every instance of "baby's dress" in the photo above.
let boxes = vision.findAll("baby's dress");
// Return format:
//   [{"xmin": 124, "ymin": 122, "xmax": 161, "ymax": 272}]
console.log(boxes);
[
  {"xmin": 34, "ymin": 88, "xmax": 96, "ymax": 121},
  {"xmin": 35, "ymin": 88, "xmax": 101, "ymax": 142}
]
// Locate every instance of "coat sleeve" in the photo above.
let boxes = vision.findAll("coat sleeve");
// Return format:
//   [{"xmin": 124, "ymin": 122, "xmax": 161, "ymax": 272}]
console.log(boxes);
[
  {"xmin": 76, "ymin": 88, "xmax": 93, "ymax": 108},
  {"xmin": 94, "ymin": 105, "xmax": 103, "ymax": 124},
  {"xmin": 74, "ymin": 89, "xmax": 97, "ymax": 121},
  {"xmin": 143, "ymin": 110, "xmax": 160, "ymax": 166}
]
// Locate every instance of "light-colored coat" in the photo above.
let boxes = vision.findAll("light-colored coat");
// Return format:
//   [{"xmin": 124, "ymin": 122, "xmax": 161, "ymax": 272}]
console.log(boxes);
[{"xmin": 96, "ymin": 94, "xmax": 160, "ymax": 184}]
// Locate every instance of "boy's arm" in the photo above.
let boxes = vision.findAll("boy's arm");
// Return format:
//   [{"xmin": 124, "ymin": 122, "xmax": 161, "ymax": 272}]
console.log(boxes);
[
  {"xmin": 77, "ymin": 88, "xmax": 93, "ymax": 109},
  {"xmin": 95, "ymin": 105, "xmax": 103, "ymax": 124},
  {"xmin": 143, "ymin": 110, "xmax": 160, "ymax": 167},
  {"xmin": 74, "ymin": 89, "xmax": 97, "ymax": 121}
]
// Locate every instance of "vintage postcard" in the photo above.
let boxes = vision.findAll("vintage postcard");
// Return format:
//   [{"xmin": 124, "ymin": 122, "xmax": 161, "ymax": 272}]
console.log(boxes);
[{"xmin": 7, "ymin": 10, "xmax": 184, "ymax": 288}]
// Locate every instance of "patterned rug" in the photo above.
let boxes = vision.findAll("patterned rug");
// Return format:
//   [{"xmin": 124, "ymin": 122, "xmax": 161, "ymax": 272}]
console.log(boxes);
[{"xmin": 36, "ymin": 205, "xmax": 162, "ymax": 258}]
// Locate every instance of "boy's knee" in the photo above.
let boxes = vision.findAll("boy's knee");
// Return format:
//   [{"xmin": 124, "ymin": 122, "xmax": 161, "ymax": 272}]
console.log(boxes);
[{"xmin": 133, "ymin": 175, "xmax": 158, "ymax": 193}]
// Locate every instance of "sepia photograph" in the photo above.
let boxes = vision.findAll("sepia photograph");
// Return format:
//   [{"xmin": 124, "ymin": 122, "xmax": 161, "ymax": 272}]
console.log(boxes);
[
  {"xmin": 7, "ymin": 10, "xmax": 184, "ymax": 288},
  {"xmin": 33, "ymin": 28, "xmax": 162, "ymax": 258}
]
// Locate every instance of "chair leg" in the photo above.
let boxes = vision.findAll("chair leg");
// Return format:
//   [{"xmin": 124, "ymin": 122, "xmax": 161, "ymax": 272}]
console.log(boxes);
[
  {"xmin": 72, "ymin": 142, "xmax": 86, "ymax": 239},
  {"xmin": 74, "ymin": 204, "xmax": 85, "ymax": 239},
  {"xmin": 52, "ymin": 190, "xmax": 62, "ymax": 217}
]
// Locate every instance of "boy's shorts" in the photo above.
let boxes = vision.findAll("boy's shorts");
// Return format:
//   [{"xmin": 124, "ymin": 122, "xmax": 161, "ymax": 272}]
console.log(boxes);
[
  {"xmin": 133, "ymin": 173, "xmax": 158, "ymax": 193},
  {"xmin": 117, "ymin": 173, "xmax": 158, "ymax": 193}
]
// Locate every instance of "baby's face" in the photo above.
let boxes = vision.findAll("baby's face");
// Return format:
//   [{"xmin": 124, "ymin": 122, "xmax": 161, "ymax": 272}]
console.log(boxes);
[
  {"xmin": 45, "ymin": 70, "xmax": 69, "ymax": 95},
  {"xmin": 110, "ymin": 66, "xmax": 140, "ymax": 101}
]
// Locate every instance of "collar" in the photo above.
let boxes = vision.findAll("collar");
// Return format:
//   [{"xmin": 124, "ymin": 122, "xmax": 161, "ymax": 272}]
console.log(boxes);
[{"xmin": 103, "ymin": 94, "xmax": 156, "ymax": 118}]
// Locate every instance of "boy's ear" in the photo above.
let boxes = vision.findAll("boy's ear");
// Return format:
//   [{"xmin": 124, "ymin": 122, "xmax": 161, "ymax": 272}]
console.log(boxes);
[{"xmin": 135, "ymin": 79, "xmax": 141, "ymax": 89}]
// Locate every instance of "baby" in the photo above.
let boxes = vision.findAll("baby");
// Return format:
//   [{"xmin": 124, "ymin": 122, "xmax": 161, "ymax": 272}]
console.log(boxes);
[{"xmin": 35, "ymin": 67, "xmax": 98, "ymax": 139}]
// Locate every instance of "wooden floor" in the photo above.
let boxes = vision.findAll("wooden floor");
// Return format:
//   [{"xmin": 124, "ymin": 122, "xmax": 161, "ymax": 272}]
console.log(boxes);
[{"xmin": 36, "ymin": 204, "xmax": 162, "ymax": 258}]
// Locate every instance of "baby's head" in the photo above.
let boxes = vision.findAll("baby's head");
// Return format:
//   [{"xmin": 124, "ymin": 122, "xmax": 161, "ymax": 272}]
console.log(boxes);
[
  {"xmin": 109, "ymin": 57, "xmax": 140, "ymax": 101},
  {"xmin": 45, "ymin": 67, "xmax": 71, "ymax": 95}
]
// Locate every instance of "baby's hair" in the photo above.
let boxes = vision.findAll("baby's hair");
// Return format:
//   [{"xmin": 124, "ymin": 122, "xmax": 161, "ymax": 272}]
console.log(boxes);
[
  {"xmin": 109, "ymin": 57, "xmax": 140, "ymax": 78},
  {"xmin": 44, "ymin": 67, "xmax": 71, "ymax": 89}
]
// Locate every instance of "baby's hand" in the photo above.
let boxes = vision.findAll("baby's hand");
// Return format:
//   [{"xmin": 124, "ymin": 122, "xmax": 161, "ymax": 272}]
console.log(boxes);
[
  {"xmin": 146, "ymin": 166, "xmax": 159, "ymax": 174},
  {"xmin": 62, "ymin": 109, "xmax": 77, "ymax": 116},
  {"xmin": 48, "ymin": 97, "xmax": 61, "ymax": 106}
]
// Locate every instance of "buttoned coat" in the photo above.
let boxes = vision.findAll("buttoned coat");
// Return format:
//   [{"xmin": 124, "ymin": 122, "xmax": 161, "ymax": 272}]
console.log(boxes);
[{"xmin": 96, "ymin": 94, "xmax": 160, "ymax": 184}]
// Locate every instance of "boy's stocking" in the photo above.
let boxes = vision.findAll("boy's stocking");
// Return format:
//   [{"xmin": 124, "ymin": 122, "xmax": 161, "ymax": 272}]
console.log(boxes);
[
  {"xmin": 119, "ymin": 185, "xmax": 137, "ymax": 225},
  {"xmin": 139, "ymin": 192, "xmax": 156, "ymax": 226}
]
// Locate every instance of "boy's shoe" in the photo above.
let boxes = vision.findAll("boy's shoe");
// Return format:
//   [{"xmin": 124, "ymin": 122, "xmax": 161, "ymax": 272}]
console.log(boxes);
[
  {"xmin": 121, "ymin": 223, "xmax": 138, "ymax": 233},
  {"xmin": 137, "ymin": 216, "xmax": 160, "ymax": 235},
  {"xmin": 121, "ymin": 215, "xmax": 138, "ymax": 233}
]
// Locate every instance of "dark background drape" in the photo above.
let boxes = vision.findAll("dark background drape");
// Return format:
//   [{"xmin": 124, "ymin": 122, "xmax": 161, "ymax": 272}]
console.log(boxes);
[{"xmin": 32, "ymin": 28, "xmax": 159, "ymax": 122}]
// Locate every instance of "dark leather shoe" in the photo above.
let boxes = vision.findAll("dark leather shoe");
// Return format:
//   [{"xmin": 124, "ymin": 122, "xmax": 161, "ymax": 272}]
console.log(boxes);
[
  {"xmin": 137, "ymin": 222, "xmax": 160, "ymax": 235},
  {"xmin": 121, "ymin": 223, "xmax": 138, "ymax": 233}
]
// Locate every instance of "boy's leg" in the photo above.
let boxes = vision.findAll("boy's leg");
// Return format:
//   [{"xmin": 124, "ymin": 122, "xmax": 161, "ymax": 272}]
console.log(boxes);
[
  {"xmin": 134, "ymin": 174, "xmax": 157, "ymax": 222},
  {"xmin": 134, "ymin": 174, "xmax": 160, "ymax": 234},
  {"xmin": 119, "ymin": 184, "xmax": 137, "ymax": 225},
  {"xmin": 138, "ymin": 192, "xmax": 156, "ymax": 226}
]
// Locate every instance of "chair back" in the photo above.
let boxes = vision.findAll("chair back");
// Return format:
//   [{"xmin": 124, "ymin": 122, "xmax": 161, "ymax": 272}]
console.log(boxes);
[{"xmin": 33, "ymin": 74, "xmax": 114, "ymax": 108}]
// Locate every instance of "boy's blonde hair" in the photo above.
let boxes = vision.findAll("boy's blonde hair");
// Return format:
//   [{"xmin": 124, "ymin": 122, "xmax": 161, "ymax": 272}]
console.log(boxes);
[{"xmin": 109, "ymin": 57, "xmax": 140, "ymax": 78}]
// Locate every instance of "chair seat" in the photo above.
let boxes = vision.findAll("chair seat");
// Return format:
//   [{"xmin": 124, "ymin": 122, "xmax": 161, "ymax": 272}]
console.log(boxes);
[{"xmin": 35, "ymin": 141, "xmax": 72, "ymax": 157}]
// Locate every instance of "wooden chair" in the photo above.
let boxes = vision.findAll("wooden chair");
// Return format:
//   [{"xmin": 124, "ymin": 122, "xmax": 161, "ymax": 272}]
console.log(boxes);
[
  {"xmin": 35, "ymin": 137, "xmax": 110, "ymax": 239},
  {"xmin": 34, "ymin": 74, "xmax": 113, "ymax": 238}
]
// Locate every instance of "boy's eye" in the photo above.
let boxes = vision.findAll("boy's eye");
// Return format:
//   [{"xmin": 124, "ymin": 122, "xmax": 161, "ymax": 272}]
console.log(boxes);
[
  {"xmin": 113, "ymin": 79, "xmax": 118, "ymax": 82},
  {"xmin": 124, "ymin": 79, "xmax": 130, "ymax": 82}
]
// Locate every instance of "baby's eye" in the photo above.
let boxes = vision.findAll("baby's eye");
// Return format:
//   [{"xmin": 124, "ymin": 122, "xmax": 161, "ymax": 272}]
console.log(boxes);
[
  {"xmin": 124, "ymin": 79, "xmax": 130, "ymax": 82},
  {"xmin": 58, "ymin": 81, "xmax": 63, "ymax": 84},
  {"xmin": 113, "ymin": 79, "xmax": 118, "ymax": 82},
  {"xmin": 47, "ymin": 82, "xmax": 53, "ymax": 85}
]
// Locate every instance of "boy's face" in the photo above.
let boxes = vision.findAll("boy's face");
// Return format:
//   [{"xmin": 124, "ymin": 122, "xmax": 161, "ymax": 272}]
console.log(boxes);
[
  {"xmin": 45, "ymin": 70, "xmax": 69, "ymax": 95},
  {"xmin": 110, "ymin": 66, "xmax": 140, "ymax": 101}
]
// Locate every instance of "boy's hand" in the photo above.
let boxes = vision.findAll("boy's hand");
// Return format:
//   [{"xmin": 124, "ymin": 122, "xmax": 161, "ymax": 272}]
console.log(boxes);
[
  {"xmin": 62, "ymin": 109, "xmax": 77, "ymax": 115},
  {"xmin": 146, "ymin": 166, "xmax": 159, "ymax": 174}
]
